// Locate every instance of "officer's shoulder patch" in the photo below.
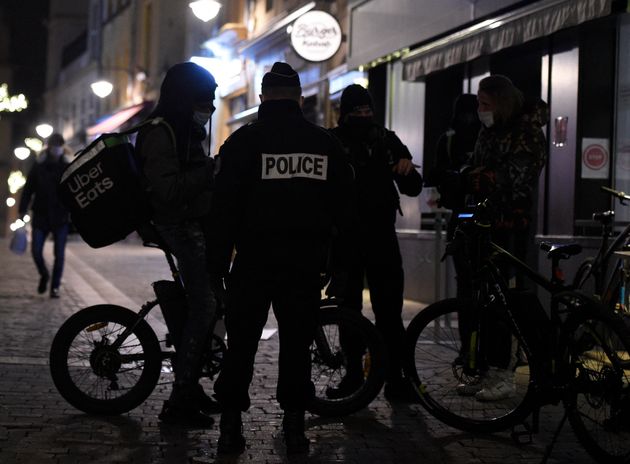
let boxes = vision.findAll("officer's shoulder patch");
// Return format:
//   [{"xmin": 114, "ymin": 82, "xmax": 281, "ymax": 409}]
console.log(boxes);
[{"xmin": 261, "ymin": 153, "xmax": 328, "ymax": 181}]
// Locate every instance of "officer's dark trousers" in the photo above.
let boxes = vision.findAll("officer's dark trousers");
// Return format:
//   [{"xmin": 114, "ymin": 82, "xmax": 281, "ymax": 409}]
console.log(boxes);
[
  {"xmin": 342, "ymin": 226, "xmax": 406, "ymax": 382},
  {"xmin": 214, "ymin": 266, "xmax": 319, "ymax": 412}
]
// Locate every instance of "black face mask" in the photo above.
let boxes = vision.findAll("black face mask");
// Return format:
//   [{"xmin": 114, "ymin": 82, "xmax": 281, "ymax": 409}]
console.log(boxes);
[{"xmin": 345, "ymin": 115, "xmax": 373, "ymax": 129}]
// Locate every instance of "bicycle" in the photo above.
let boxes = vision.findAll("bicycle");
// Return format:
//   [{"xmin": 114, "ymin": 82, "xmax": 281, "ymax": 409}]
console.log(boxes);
[
  {"xmin": 405, "ymin": 199, "xmax": 630, "ymax": 463},
  {"xmin": 49, "ymin": 226, "xmax": 386, "ymax": 418},
  {"xmin": 574, "ymin": 186, "xmax": 630, "ymax": 313}
]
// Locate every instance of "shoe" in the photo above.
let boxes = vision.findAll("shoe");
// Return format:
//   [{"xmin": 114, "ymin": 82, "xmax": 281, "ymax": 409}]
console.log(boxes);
[
  {"xmin": 193, "ymin": 384, "xmax": 221, "ymax": 415},
  {"xmin": 217, "ymin": 410, "xmax": 246, "ymax": 455},
  {"xmin": 158, "ymin": 400, "xmax": 215, "ymax": 428},
  {"xmin": 38, "ymin": 274, "xmax": 49, "ymax": 294},
  {"xmin": 325, "ymin": 373, "xmax": 363, "ymax": 399},
  {"xmin": 475, "ymin": 368, "xmax": 516, "ymax": 402},
  {"xmin": 456, "ymin": 375, "xmax": 485, "ymax": 396},
  {"xmin": 282, "ymin": 410, "xmax": 309, "ymax": 455},
  {"xmin": 50, "ymin": 288, "xmax": 60, "ymax": 299},
  {"xmin": 384, "ymin": 377, "xmax": 421, "ymax": 403}
]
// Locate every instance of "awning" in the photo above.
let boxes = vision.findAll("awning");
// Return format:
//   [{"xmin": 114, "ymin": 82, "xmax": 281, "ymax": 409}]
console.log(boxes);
[
  {"xmin": 86, "ymin": 101, "xmax": 154, "ymax": 137},
  {"xmin": 402, "ymin": 0, "xmax": 612, "ymax": 81}
]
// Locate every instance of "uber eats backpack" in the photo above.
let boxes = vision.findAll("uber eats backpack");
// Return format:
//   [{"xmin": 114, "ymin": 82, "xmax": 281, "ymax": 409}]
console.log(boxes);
[{"xmin": 59, "ymin": 118, "xmax": 175, "ymax": 248}]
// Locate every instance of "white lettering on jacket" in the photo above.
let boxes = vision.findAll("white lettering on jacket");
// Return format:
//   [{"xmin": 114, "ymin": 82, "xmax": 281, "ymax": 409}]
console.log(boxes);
[{"xmin": 261, "ymin": 153, "xmax": 328, "ymax": 180}]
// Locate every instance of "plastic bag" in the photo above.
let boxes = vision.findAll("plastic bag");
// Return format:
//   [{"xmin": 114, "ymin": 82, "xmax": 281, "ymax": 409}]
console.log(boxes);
[{"xmin": 9, "ymin": 228, "xmax": 27, "ymax": 255}]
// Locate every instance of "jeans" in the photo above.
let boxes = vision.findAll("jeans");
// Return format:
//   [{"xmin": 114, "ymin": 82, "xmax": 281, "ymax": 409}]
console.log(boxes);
[
  {"xmin": 31, "ymin": 224, "xmax": 69, "ymax": 290},
  {"xmin": 156, "ymin": 221, "xmax": 217, "ymax": 400}
]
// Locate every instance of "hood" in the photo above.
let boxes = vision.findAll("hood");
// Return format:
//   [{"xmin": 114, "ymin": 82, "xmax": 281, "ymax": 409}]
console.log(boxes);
[{"xmin": 521, "ymin": 97, "xmax": 549, "ymax": 128}]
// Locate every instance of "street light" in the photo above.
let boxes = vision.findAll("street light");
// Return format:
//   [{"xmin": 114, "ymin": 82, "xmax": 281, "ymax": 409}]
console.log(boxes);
[
  {"xmin": 189, "ymin": 0, "xmax": 221, "ymax": 22},
  {"xmin": 13, "ymin": 147, "xmax": 30, "ymax": 161},
  {"xmin": 24, "ymin": 137, "xmax": 43, "ymax": 152},
  {"xmin": 91, "ymin": 80, "xmax": 115, "ymax": 99},
  {"xmin": 35, "ymin": 123, "xmax": 53, "ymax": 139}
]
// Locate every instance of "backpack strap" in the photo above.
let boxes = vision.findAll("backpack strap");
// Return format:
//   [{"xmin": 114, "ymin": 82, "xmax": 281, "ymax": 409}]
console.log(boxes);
[{"xmin": 122, "ymin": 117, "xmax": 177, "ymax": 150}]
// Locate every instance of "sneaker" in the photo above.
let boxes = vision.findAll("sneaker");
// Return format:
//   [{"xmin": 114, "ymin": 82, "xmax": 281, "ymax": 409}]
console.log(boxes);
[
  {"xmin": 475, "ymin": 369, "xmax": 516, "ymax": 402},
  {"xmin": 50, "ymin": 288, "xmax": 60, "ymax": 299},
  {"xmin": 456, "ymin": 375, "xmax": 485, "ymax": 396},
  {"xmin": 158, "ymin": 400, "xmax": 215, "ymax": 428},
  {"xmin": 38, "ymin": 274, "xmax": 49, "ymax": 294}
]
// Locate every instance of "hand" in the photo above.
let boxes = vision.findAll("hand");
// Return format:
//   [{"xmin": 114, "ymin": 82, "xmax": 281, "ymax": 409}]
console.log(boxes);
[{"xmin": 392, "ymin": 158, "xmax": 414, "ymax": 176}]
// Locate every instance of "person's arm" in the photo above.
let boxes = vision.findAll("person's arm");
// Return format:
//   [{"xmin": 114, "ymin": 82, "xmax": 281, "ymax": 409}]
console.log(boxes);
[
  {"xmin": 140, "ymin": 125, "xmax": 214, "ymax": 208},
  {"xmin": 18, "ymin": 165, "xmax": 37, "ymax": 217},
  {"xmin": 387, "ymin": 130, "xmax": 423, "ymax": 197}
]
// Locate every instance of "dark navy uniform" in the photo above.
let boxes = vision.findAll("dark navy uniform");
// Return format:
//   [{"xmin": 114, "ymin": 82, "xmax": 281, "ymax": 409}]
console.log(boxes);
[{"xmin": 210, "ymin": 98, "xmax": 353, "ymax": 413}]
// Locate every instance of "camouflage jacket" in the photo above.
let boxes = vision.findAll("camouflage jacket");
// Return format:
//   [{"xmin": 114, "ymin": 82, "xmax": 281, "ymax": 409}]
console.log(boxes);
[{"xmin": 471, "ymin": 98, "xmax": 549, "ymax": 228}]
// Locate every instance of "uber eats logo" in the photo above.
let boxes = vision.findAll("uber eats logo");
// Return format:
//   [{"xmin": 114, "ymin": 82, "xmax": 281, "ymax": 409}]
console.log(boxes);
[
  {"xmin": 61, "ymin": 140, "xmax": 115, "ymax": 209},
  {"xmin": 262, "ymin": 153, "xmax": 328, "ymax": 181}
]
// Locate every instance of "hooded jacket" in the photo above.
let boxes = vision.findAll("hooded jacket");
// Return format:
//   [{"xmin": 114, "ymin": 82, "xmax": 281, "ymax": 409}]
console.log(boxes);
[{"xmin": 471, "ymin": 98, "xmax": 549, "ymax": 227}]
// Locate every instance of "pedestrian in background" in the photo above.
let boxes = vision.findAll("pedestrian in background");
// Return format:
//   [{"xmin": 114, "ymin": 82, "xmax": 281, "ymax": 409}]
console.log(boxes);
[
  {"xmin": 19, "ymin": 133, "xmax": 70, "ymax": 298},
  {"xmin": 208, "ymin": 62, "xmax": 353, "ymax": 455},
  {"xmin": 326, "ymin": 84, "xmax": 423, "ymax": 403},
  {"xmin": 136, "ymin": 62, "xmax": 219, "ymax": 427},
  {"xmin": 456, "ymin": 75, "xmax": 548, "ymax": 402}
]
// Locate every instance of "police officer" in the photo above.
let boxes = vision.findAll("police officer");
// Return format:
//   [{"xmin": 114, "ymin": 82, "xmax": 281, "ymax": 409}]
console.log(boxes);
[
  {"xmin": 327, "ymin": 84, "xmax": 423, "ymax": 402},
  {"xmin": 208, "ymin": 62, "xmax": 353, "ymax": 455}
]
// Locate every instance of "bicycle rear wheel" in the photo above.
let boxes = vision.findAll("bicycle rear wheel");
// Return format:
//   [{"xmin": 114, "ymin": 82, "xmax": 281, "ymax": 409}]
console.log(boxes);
[
  {"xmin": 405, "ymin": 298, "xmax": 537, "ymax": 433},
  {"xmin": 565, "ymin": 305, "xmax": 630, "ymax": 463},
  {"xmin": 307, "ymin": 304, "xmax": 386, "ymax": 417},
  {"xmin": 50, "ymin": 305, "xmax": 163, "ymax": 415}
]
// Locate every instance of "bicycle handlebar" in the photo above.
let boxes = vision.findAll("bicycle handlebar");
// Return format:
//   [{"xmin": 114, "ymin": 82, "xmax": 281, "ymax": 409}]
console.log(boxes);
[{"xmin": 601, "ymin": 186, "xmax": 630, "ymax": 202}]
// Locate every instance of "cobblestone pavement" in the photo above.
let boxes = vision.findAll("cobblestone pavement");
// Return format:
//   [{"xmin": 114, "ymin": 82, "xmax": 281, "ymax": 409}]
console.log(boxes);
[{"xmin": 0, "ymin": 236, "xmax": 601, "ymax": 463}]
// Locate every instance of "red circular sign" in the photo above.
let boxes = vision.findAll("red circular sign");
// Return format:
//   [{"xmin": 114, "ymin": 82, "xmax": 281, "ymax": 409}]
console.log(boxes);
[{"xmin": 583, "ymin": 144, "xmax": 608, "ymax": 170}]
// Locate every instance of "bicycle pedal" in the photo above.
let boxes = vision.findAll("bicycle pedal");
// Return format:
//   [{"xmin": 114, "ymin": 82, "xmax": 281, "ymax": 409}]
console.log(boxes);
[{"xmin": 511, "ymin": 423, "xmax": 534, "ymax": 445}]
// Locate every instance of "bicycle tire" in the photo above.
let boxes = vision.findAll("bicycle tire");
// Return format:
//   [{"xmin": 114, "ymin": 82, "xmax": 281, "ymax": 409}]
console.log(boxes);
[
  {"xmin": 50, "ymin": 305, "xmax": 163, "ymax": 415},
  {"xmin": 564, "ymin": 304, "xmax": 630, "ymax": 463},
  {"xmin": 307, "ymin": 304, "xmax": 386, "ymax": 417},
  {"xmin": 405, "ymin": 298, "xmax": 538, "ymax": 433}
]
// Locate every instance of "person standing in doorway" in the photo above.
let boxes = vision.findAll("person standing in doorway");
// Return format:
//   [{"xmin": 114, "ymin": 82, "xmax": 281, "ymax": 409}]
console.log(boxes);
[
  {"xmin": 19, "ymin": 133, "xmax": 70, "ymax": 298},
  {"xmin": 326, "ymin": 84, "xmax": 423, "ymax": 402}
]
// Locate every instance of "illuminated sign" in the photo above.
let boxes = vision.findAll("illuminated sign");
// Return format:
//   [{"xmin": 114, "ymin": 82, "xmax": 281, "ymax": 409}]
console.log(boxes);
[
  {"xmin": 0, "ymin": 84, "xmax": 28, "ymax": 112},
  {"xmin": 290, "ymin": 11, "xmax": 342, "ymax": 62}
]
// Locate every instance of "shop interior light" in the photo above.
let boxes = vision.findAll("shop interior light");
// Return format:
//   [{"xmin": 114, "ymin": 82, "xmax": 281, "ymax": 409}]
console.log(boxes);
[
  {"xmin": 23, "ymin": 214, "xmax": 30, "ymax": 223},
  {"xmin": 35, "ymin": 123, "xmax": 53, "ymax": 139},
  {"xmin": 8, "ymin": 171, "xmax": 26, "ymax": 194},
  {"xmin": 189, "ymin": 0, "xmax": 221, "ymax": 22},
  {"xmin": 6, "ymin": 197, "xmax": 15, "ymax": 207},
  {"xmin": 24, "ymin": 137, "xmax": 43, "ymax": 152},
  {"xmin": 14, "ymin": 147, "xmax": 30, "ymax": 160},
  {"xmin": 91, "ymin": 80, "xmax": 114, "ymax": 98}
]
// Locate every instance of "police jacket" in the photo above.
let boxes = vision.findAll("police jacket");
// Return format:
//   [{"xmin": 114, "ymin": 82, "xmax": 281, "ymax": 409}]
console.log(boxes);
[
  {"xmin": 330, "ymin": 124, "xmax": 422, "ymax": 225},
  {"xmin": 136, "ymin": 123, "xmax": 214, "ymax": 225},
  {"xmin": 208, "ymin": 99, "xmax": 354, "ymax": 277},
  {"xmin": 19, "ymin": 151, "xmax": 70, "ymax": 229}
]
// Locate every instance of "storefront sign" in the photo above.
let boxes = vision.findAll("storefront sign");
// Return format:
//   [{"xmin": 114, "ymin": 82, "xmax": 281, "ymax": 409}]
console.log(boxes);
[
  {"xmin": 581, "ymin": 138, "xmax": 609, "ymax": 179},
  {"xmin": 291, "ymin": 11, "xmax": 341, "ymax": 62}
]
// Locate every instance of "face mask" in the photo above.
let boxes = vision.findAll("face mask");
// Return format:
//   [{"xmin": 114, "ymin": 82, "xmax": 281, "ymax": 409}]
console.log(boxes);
[
  {"xmin": 192, "ymin": 111, "xmax": 212, "ymax": 127},
  {"xmin": 478, "ymin": 110, "xmax": 494, "ymax": 128},
  {"xmin": 345, "ymin": 115, "xmax": 373, "ymax": 129},
  {"xmin": 49, "ymin": 146, "xmax": 64, "ymax": 157}
]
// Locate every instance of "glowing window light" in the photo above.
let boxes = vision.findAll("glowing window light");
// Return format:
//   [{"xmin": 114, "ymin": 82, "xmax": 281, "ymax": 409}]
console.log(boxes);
[
  {"xmin": 14, "ymin": 147, "xmax": 30, "ymax": 160},
  {"xmin": 10, "ymin": 219, "xmax": 25, "ymax": 231},
  {"xmin": 23, "ymin": 214, "xmax": 30, "ymax": 223},
  {"xmin": 8, "ymin": 171, "xmax": 26, "ymax": 194},
  {"xmin": 35, "ymin": 123, "xmax": 53, "ymax": 138},
  {"xmin": 189, "ymin": 0, "xmax": 221, "ymax": 22},
  {"xmin": 6, "ymin": 197, "xmax": 15, "ymax": 207},
  {"xmin": 0, "ymin": 83, "xmax": 28, "ymax": 112},
  {"xmin": 24, "ymin": 137, "xmax": 43, "ymax": 152}
]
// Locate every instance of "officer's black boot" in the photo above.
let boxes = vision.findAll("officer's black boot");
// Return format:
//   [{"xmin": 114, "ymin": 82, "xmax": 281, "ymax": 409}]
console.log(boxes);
[
  {"xmin": 282, "ymin": 410, "xmax": 309, "ymax": 455},
  {"xmin": 217, "ymin": 410, "xmax": 246, "ymax": 455}
]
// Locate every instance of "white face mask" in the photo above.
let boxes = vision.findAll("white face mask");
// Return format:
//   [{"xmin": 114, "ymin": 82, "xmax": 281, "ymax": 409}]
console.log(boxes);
[
  {"xmin": 49, "ymin": 146, "xmax": 64, "ymax": 157},
  {"xmin": 193, "ymin": 111, "xmax": 212, "ymax": 127},
  {"xmin": 478, "ymin": 110, "xmax": 494, "ymax": 128}
]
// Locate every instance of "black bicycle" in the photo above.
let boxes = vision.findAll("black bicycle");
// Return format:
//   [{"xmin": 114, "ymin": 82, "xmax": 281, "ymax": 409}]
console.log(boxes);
[
  {"xmin": 574, "ymin": 186, "xmax": 630, "ymax": 312},
  {"xmin": 49, "ymin": 227, "xmax": 386, "ymax": 418},
  {"xmin": 405, "ymin": 199, "xmax": 630, "ymax": 463}
]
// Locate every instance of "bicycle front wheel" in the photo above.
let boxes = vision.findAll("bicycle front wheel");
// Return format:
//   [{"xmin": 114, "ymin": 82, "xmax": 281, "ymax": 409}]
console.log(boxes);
[
  {"xmin": 308, "ymin": 304, "xmax": 386, "ymax": 417},
  {"xmin": 405, "ymin": 298, "xmax": 537, "ymax": 433},
  {"xmin": 50, "ymin": 305, "xmax": 163, "ymax": 415},
  {"xmin": 565, "ymin": 305, "xmax": 630, "ymax": 463}
]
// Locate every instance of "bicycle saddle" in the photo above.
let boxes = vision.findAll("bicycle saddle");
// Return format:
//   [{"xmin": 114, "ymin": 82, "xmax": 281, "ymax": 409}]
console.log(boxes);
[{"xmin": 539, "ymin": 242, "xmax": 582, "ymax": 260}]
